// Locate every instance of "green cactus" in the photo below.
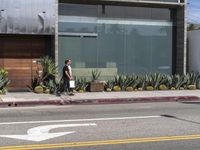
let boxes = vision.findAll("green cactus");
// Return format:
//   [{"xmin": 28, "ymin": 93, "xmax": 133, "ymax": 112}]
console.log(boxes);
[
  {"xmin": 34, "ymin": 86, "xmax": 44, "ymax": 93},
  {"xmin": 159, "ymin": 84, "xmax": 168, "ymax": 90},
  {"xmin": 188, "ymin": 85, "xmax": 196, "ymax": 90},
  {"xmin": 146, "ymin": 86, "xmax": 154, "ymax": 91},
  {"xmin": 113, "ymin": 85, "xmax": 121, "ymax": 91},
  {"xmin": 126, "ymin": 86, "xmax": 134, "ymax": 91},
  {"xmin": 0, "ymin": 69, "xmax": 10, "ymax": 94}
]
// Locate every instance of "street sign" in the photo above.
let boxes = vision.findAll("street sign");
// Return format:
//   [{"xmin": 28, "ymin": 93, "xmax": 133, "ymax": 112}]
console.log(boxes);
[{"xmin": 0, "ymin": 123, "xmax": 96, "ymax": 142}]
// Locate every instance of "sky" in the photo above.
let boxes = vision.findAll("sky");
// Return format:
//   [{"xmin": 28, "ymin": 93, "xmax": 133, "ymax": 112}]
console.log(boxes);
[{"xmin": 188, "ymin": 0, "xmax": 200, "ymax": 24}]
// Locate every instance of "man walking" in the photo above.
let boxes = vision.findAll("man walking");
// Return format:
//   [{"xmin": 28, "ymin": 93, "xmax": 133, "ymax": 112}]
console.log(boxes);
[{"xmin": 63, "ymin": 59, "xmax": 74, "ymax": 95}]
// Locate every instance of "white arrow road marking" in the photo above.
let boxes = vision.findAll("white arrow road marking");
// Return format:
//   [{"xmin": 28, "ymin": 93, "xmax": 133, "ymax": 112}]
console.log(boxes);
[{"xmin": 0, "ymin": 123, "xmax": 96, "ymax": 142}]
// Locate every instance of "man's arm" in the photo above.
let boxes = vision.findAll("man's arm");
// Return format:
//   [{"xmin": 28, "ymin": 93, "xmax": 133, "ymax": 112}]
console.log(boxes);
[{"xmin": 65, "ymin": 71, "xmax": 71, "ymax": 80}]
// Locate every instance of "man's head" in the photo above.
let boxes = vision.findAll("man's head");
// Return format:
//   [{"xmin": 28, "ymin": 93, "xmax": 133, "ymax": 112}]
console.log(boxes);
[{"xmin": 65, "ymin": 59, "xmax": 72, "ymax": 65}]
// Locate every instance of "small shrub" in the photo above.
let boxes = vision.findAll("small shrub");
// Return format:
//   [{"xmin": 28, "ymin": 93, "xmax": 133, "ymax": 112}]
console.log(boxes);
[
  {"xmin": 28, "ymin": 56, "xmax": 58, "ymax": 94},
  {"xmin": 34, "ymin": 86, "xmax": 44, "ymax": 93},
  {"xmin": 114, "ymin": 75, "xmax": 127, "ymax": 91},
  {"xmin": 172, "ymin": 74, "xmax": 187, "ymax": 90},
  {"xmin": 188, "ymin": 85, "xmax": 196, "ymax": 90},
  {"xmin": 0, "ymin": 68, "xmax": 10, "ymax": 94},
  {"xmin": 75, "ymin": 77, "xmax": 88, "ymax": 92},
  {"xmin": 159, "ymin": 84, "xmax": 168, "ymax": 90},
  {"xmin": 138, "ymin": 87, "xmax": 143, "ymax": 91},
  {"xmin": 126, "ymin": 86, "xmax": 134, "ymax": 91},
  {"xmin": 170, "ymin": 87, "xmax": 176, "ymax": 90},
  {"xmin": 106, "ymin": 88, "xmax": 112, "ymax": 92},
  {"xmin": 113, "ymin": 86, "xmax": 121, "ymax": 91},
  {"xmin": 146, "ymin": 86, "xmax": 154, "ymax": 91},
  {"xmin": 105, "ymin": 80, "xmax": 114, "ymax": 91},
  {"xmin": 186, "ymin": 72, "xmax": 200, "ymax": 86},
  {"xmin": 91, "ymin": 69, "xmax": 101, "ymax": 82},
  {"xmin": 0, "ymin": 89, "xmax": 7, "ymax": 95},
  {"xmin": 78, "ymin": 89, "xmax": 85, "ymax": 93},
  {"xmin": 44, "ymin": 89, "xmax": 50, "ymax": 94},
  {"xmin": 149, "ymin": 73, "xmax": 165, "ymax": 90}
]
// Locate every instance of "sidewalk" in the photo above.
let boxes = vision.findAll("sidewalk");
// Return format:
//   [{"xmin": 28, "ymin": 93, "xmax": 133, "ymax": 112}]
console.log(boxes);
[{"xmin": 0, "ymin": 90, "xmax": 200, "ymax": 107}]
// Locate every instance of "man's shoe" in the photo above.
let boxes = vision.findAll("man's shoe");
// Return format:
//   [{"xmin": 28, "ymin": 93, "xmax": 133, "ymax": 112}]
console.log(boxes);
[
  {"xmin": 69, "ymin": 93, "xmax": 74, "ymax": 96},
  {"xmin": 56, "ymin": 92, "xmax": 61, "ymax": 97}
]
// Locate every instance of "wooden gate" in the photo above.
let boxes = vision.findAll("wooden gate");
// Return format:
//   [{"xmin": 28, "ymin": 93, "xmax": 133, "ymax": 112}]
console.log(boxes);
[{"xmin": 0, "ymin": 35, "xmax": 52, "ymax": 90}]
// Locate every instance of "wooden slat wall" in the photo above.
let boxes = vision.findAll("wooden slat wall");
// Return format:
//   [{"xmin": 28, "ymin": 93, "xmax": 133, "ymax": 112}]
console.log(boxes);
[
  {"xmin": 4, "ymin": 59, "xmax": 32, "ymax": 89},
  {"xmin": 0, "ymin": 36, "xmax": 4, "ymax": 68},
  {"xmin": 0, "ymin": 59, "xmax": 3, "ymax": 67},
  {"xmin": 0, "ymin": 35, "xmax": 51, "ymax": 90}
]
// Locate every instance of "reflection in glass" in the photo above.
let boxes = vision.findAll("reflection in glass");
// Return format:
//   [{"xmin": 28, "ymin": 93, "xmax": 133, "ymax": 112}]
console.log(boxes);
[{"xmin": 58, "ymin": 4, "xmax": 173, "ymax": 78}]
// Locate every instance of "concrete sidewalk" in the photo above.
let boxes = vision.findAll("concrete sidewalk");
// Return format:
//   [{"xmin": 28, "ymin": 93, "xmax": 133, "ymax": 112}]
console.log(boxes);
[{"xmin": 0, "ymin": 90, "xmax": 200, "ymax": 107}]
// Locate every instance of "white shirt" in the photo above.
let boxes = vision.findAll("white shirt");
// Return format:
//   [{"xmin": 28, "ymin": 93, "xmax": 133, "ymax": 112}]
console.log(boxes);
[{"xmin": 68, "ymin": 65, "xmax": 72, "ymax": 77}]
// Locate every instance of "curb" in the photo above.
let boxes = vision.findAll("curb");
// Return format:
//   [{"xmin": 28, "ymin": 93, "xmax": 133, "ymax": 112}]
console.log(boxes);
[
  {"xmin": 67, "ymin": 96, "xmax": 200, "ymax": 105},
  {"xmin": 0, "ymin": 96, "xmax": 199, "ymax": 107},
  {"xmin": 0, "ymin": 100, "xmax": 65, "ymax": 108}
]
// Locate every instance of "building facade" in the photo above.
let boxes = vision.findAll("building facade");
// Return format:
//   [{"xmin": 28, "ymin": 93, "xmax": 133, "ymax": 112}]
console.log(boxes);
[
  {"xmin": 0, "ymin": 0, "xmax": 187, "ymax": 90},
  {"xmin": 188, "ymin": 29, "xmax": 200, "ymax": 73}
]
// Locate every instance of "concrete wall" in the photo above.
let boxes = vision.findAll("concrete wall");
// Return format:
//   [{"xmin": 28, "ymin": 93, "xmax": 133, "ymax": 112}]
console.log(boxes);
[
  {"xmin": 0, "ymin": 0, "xmax": 56, "ymax": 34},
  {"xmin": 175, "ymin": 4, "xmax": 187, "ymax": 74},
  {"xmin": 188, "ymin": 30, "xmax": 200, "ymax": 72}
]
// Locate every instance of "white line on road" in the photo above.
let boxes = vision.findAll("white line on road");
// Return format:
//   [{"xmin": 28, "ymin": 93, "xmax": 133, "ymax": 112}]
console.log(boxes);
[{"xmin": 0, "ymin": 116, "xmax": 160, "ymax": 125}]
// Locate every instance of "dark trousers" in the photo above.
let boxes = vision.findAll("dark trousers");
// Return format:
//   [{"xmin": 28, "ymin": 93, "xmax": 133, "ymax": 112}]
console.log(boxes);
[{"xmin": 63, "ymin": 78, "xmax": 71, "ymax": 93}]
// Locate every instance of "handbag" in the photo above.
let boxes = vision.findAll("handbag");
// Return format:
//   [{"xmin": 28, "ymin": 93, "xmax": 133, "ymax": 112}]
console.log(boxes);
[{"xmin": 69, "ymin": 80, "xmax": 75, "ymax": 88}]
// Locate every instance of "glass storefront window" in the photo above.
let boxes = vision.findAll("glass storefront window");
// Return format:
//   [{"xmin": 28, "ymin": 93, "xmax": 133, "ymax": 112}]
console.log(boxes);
[
  {"xmin": 58, "ymin": 4, "xmax": 173, "ymax": 78},
  {"xmin": 138, "ymin": 0, "xmax": 179, "ymax": 2}
]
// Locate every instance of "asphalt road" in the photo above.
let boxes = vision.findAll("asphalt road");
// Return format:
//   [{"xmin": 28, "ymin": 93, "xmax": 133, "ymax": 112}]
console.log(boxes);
[{"xmin": 0, "ymin": 101, "xmax": 200, "ymax": 150}]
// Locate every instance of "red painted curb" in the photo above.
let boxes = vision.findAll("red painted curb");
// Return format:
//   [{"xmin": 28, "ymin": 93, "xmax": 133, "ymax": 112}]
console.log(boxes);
[
  {"xmin": 67, "ymin": 96, "xmax": 200, "ymax": 105},
  {"xmin": 0, "ymin": 96, "xmax": 199, "ymax": 107},
  {"xmin": 0, "ymin": 100, "xmax": 65, "ymax": 107}
]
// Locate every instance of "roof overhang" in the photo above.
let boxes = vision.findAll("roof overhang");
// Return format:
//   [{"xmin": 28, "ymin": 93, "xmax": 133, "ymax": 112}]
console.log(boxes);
[{"xmin": 59, "ymin": 0, "xmax": 185, "ymax": 8}]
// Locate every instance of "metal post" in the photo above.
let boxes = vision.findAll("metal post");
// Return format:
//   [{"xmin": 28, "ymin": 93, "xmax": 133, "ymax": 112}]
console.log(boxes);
[
  {"xmin": 54, "ymin": 0, "xmax": 60, "ymax": 81},
  {"xmin": 184, "ymin": 0, "xmax": 187, "ymax": 74},
  {"xmin": 55, "ymin": 0, "xmax": 59, "ymax": 68}
]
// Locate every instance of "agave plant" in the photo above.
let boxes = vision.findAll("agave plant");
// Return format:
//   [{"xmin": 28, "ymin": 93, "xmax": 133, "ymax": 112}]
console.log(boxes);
[
  {"xmin": 122, "ymin": 75, "xmax": 142, "ymax": 90},
  {"xmin": 185, "ymin": 72, "xmax": 200, "ymax": 86},
  {"xmin": 0, "ymin": 69, "xmax": 8, "ymax": 77},
  {"xmin": 37, "ymin": 56, "xmax": 57, "ymax": 81},
  {"xmin": 105, "ymin": 80, "xmax": 114, "ymax": 91},
  {"xmin": 114, "ymin": 75, "xmax": 131, "ymax": 91},
  {"xmin": 124, "ymin": 75, "xmax": 135, "ymax": 87},
  {"xmin": 138, "ymin": 74, "xmax": 170, "ymax": 90},
  {"xmin": 75, "ymin": 77, "xmax": 88, "ymax": 92},
  {"xmin": 172, "ymin": 74, "xmax": 187, "ymax": 90},
  {"xmin": 139, "ymin": 75, "xmax": 150, "ymax": 90},
  {"xmin": 131, "ymin": 75, "xmax": 142, "ymax": 89},
  {"xmin": 28, "ymin": 56, "xmax": 58, "ymax": 93},
  {"xmin": 43, "ymin": 79, "xmax": 58, "ymax": 93},
  {"xmin": 0, "ymin": 76, "xmax": 10, "ymax": 91},
  {"xmin": 91, "ymin": 69, "xmax": 101, "ymax": 82},
  {"xmin": 0, "ymin": 69, "xmax": 10, "ymax": 94},
  {"xmin": 149, "ymin": 73, "xmax": 165, "ymax": 90},
  {"xmin": 163, "ymin": 74, "xmax": 173, "ymax": 88}
]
